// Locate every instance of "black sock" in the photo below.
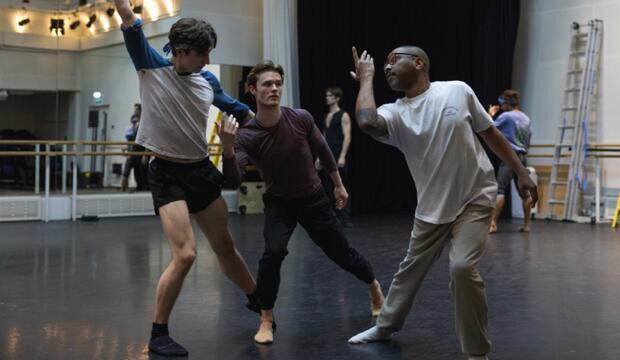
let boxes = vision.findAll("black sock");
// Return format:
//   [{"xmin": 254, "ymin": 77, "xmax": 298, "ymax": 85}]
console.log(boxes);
[{"xmin": 151, "ymin": 323, "xmax": 169, "ymax": 340}]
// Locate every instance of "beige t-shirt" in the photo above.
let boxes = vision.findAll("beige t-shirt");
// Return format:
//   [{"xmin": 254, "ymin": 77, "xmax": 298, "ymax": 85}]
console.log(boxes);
[{"xmin": 377, "ymin": 81, "xmax": 497, "ymax": 224}]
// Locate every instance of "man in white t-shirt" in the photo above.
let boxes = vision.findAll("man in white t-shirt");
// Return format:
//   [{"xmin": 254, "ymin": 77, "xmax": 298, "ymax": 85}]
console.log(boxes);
[{"xmin": 346, "ymin": 46, "xmax": 538, "ymax": 360}]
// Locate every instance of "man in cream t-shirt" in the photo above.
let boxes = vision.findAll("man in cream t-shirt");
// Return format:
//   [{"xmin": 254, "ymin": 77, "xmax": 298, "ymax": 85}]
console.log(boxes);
[
  {"xmin": 346, "ymin": 46, "xmax": 538, "ymax": 360},
  {"xmin": 376, "ymin": 81, "xmax": 498, "ymax": 224}
]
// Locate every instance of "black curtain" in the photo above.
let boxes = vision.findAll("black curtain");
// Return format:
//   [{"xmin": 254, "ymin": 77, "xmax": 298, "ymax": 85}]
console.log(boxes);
[{"xmin": 298, "ymin": 0, "xmax": 520, "ymax": 215}]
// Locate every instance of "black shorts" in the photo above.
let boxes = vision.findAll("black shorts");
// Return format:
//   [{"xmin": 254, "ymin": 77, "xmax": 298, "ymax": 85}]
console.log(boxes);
[
  {"xmin": 148, "ymin": 157, "xmax": 224, "ymax": 215},
  {"xmin": 497, "ymin": 152, "xmax": 528, "ymax": 195}
]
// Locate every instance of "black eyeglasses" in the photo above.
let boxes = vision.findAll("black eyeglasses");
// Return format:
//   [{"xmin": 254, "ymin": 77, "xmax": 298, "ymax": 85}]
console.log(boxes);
[{"xmin": 384, "ymin": 53, "xmax": 419, "ymax": 68}]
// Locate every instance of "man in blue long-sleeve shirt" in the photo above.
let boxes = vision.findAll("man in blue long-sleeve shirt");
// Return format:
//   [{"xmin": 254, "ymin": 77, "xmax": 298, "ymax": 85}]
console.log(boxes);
[{"xmin": 114, "ymin": 0, "xmax": 260, "ymax": 355}]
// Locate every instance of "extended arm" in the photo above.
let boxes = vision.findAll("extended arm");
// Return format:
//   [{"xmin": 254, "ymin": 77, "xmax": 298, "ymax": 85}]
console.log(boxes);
[
  {"xmin": 113, "ymin": 0, "xmax": 137, "ymax": 27},
  {"xmin": 350, "ymin": 47, "xmax": 389, "ymax": 141},
  {"xmin": 203, "ymin": 71, "xmax": 253, "ymax": 125},
  {"xmin": 478, "ymin": 126, "xmax": 538, "ymax": 206},
  {"xmin": 338, "ymin": 112, "xmax": 352, "ymax": 167}
]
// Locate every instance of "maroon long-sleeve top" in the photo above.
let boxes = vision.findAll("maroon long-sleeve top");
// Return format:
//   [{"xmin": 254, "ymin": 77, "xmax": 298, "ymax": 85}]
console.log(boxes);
[{"xmin": 223, "ymin": 107, "xmax": 338, "ymax": 199}]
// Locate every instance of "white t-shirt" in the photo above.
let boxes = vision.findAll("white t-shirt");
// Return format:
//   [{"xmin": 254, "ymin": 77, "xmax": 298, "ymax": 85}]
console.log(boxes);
[{"xmin": 377, "ymin": 81, "xmax": 497, "ymax": 224}]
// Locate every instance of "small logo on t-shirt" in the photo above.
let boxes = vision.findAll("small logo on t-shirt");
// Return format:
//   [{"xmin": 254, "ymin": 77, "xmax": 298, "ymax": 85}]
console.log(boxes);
[{"xmin": 442, "ymin": 106, "xmax": 458, "ymax": 117}]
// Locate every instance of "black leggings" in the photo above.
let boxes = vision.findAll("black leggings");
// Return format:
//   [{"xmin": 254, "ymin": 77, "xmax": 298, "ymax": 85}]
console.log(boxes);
[{"xmin": 255, "ymin": 188, "xmax": 375, "ymax": 310}]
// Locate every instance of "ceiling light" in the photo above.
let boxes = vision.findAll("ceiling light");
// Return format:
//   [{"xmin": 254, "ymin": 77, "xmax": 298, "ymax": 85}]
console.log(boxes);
[
  {"xmin": 50, "ymin": 18, "xmax": 65, "ymax": 36},
  {"xmin": 86, "ymin": 14, "xmax": 96, "ymax": 28}
]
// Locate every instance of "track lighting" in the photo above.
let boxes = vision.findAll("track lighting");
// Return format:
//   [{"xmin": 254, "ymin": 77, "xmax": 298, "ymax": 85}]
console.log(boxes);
[
  {"xmin": 50, "ymin": 18, "xmax": 65, "ymax": 36},
  {"xmin": 86, "ymin": 14, "xmax": 96, "ymax": 28}
]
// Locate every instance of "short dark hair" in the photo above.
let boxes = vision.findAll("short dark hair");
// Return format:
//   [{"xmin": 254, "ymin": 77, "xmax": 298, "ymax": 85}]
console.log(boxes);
[
  {"xmin": 500, "ymin": 89, "xmax": 520, "ymax": 107},
  {"xmin": 393, "ymin": 46, "xmax": 430, "ymax": 74},
  {"xmin": 168, "ymin": 18, "xmax": 216, "ymax": 55},
  {"xmin": 326, "ymin": 87, "xmax": 343, "ymax": 99},
  {"xmin": 247, "ymin": 61, "xmax": 285, "ymax": 87}
]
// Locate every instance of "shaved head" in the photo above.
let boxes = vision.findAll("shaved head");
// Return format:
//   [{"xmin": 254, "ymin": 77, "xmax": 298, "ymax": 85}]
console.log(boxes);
[{"xmin": 392, "ymin": 46, "xmax": 430, "ymax": 74}]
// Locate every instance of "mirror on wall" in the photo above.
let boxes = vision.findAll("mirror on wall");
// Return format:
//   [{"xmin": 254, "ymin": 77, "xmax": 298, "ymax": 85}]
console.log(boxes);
[{"xmin": 1, "ymin": 0, "xmax": 252, "ymax": 197}]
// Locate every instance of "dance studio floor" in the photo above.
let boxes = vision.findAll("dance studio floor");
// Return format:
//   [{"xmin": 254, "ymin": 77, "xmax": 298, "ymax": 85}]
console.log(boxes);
[{"xmin": 1, "ymin": 213, "xmax": 620, "ymax": 359}]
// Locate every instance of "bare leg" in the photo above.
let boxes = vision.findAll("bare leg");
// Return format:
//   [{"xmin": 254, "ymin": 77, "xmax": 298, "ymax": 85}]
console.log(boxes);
[
  {"xmin": 193, "ymin": 196, "xmax": 256, "ymax": 294},
  {"xmin": 154, "ymin": 201, "xmax": 197, "ymax": 324},
  {"xmin": 254, "ymin": 309, "xmax": 275, "ymax": 344},
  {"xmin": 369, "ymin": 279, "xmax": 385, "ymax": 316},
  {"xmin": 489, "ymin": 195, "xmax": 504, "ymax": 234},
  {"xmin": 520, "ymin": 197, "xmax": 532, "ymax": 232}
]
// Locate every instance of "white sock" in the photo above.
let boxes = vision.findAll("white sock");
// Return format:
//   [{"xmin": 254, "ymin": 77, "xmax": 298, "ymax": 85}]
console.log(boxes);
[{"xmin": 347, "ymin": 326, "xmax": 391, "ymax": 344}]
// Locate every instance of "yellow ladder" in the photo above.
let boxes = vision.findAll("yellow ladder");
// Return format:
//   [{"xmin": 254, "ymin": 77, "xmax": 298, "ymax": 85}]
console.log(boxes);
[
  {"xmin": 612, "ymin": 194, "xmax": 620, "ymax": 230},
  {"xmin": 208, "ymin": 111, "xmax": 224, "ymax": 167}
]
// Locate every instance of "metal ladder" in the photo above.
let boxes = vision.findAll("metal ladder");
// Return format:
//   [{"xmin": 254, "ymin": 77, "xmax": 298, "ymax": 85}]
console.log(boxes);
[{"xmin": 547, "ymin": 19, "xmax": 603, "ymax": 221}]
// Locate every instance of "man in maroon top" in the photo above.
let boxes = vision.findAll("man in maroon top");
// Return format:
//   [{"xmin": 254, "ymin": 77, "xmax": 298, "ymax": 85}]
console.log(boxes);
[{"xmin": 219, "ymin": 61, "xmax": 385, "ymax": 344}]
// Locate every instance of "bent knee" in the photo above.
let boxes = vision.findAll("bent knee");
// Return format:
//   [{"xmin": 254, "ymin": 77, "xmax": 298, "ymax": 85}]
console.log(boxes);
[
  {"xmin": 174, "ymin": 249, "xmax": 197, "ymax": 269},
  {"xmin": 449, "ymin": 259, "xmax": 476, "ymax": 279}
]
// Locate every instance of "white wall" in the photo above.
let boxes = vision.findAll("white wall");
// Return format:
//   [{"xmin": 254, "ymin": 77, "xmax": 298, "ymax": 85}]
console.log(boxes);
[
  {"xmin": 514, "ymin": 0, "xmax": 620, "ymax": 192},
  {"xmin": 0, "ymin": 49, "xmax": 79, "ymax": 91},
  {"xmin": 182, "ymin": 0, "xmax": 263, "ymax": 66}
]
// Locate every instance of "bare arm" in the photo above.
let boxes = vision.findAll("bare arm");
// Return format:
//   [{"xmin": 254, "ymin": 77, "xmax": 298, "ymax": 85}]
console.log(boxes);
[
  {"xmin": 114, "ymin": 0, "xmax": 137, "ymax": 27},
  {"xmin": 338, "ymin": 112, "xmax": 352, "ymax": 167},
  {"xmin": 350, "ymin": 47, "xmax": 389, "ymax": 140},
  {"xmin": 478, "ymin": 126, "xmax": 538, "ymax": 206}
]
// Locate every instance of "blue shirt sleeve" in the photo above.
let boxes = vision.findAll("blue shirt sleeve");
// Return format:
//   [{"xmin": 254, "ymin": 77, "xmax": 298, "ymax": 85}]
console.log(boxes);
[
  {"xmin": 495, "ymin": 113, "xmax": 517, "ymax": 142},
  {"xmin": 494, "ymin": 114, "xmax": 507, "ymax": 129},
  {"xmin": 201, "ymin": 71, "xmax": 250, "ymax": 122},
  {"xmin": 121, "ymin": 18, "xmax": 171, "ymax": 70}
]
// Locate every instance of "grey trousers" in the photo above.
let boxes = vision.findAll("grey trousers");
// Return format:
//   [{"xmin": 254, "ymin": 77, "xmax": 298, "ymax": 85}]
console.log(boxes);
[{"xmin": 376, "ymin": 204, "xmax": 493, "ymax": 355}]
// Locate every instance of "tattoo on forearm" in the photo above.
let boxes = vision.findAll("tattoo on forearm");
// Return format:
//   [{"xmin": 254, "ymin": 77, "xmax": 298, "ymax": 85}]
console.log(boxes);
[{"xmin": 356, "ymin": 108, "xmax": 388, "ymax": 139}]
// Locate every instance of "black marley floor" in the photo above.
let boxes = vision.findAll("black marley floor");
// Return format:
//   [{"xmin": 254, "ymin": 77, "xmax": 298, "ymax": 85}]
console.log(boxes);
[{"xmin": 1, "ymin": 213, "xmax": 620, "ymax": 360}]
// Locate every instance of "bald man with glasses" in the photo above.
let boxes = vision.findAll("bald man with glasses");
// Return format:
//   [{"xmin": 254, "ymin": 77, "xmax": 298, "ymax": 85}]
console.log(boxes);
[{"xmin": 346, "ymin": 46, "xmax": 538, "ymax": 360}]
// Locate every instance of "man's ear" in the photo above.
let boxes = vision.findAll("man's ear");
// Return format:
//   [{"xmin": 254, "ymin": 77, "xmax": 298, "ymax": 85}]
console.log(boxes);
[
  {"xmin": 249, "ymin": 85, "xmax": 257, "ymax": 96},
  {"xmin": 415, "ymin": 57, "xmax": 424, "ymax": 70}
]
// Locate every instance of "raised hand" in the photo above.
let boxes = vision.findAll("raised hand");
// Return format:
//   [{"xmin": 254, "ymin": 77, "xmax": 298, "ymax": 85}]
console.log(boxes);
[
  {"xmin": 488, "ymin": 104, "xmax": 500, "ymax": 118},
  {"xmin": 216, "ymin": 114, "xmax": 239, "ymax": 152},
  {"xmin": 350, "ymin": 46, "xmax": 375, "ymax": 82}
]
